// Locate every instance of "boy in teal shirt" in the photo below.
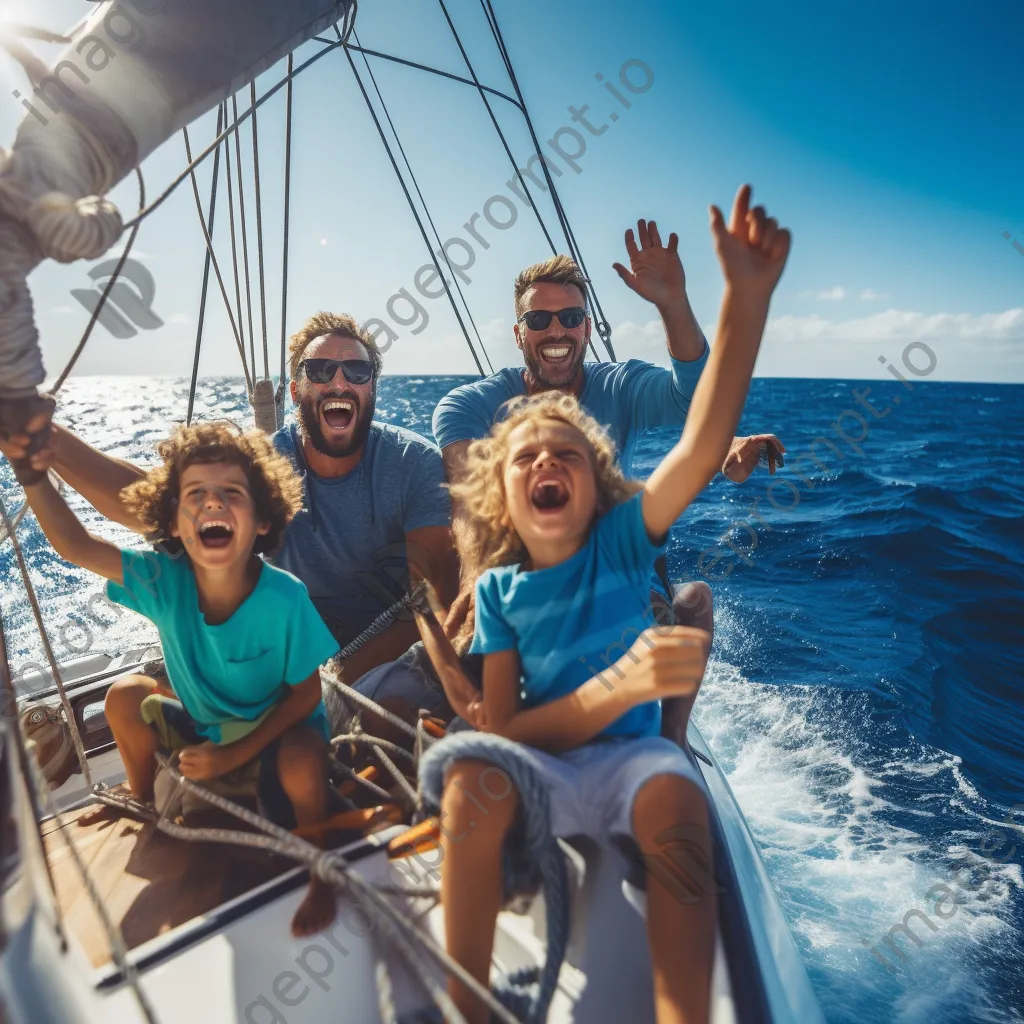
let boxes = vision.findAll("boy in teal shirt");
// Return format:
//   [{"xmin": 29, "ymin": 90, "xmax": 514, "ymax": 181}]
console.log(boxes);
[{"xmin": 23, "ymin": 420, "xmax": 339, "ymax": 937}]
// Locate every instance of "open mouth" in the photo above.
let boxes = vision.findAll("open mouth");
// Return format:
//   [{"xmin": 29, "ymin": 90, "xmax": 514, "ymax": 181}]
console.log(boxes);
[
  {"xmin": 320, "ymin": 398, "xmax": 356, "ymax": 431},
  {"xmin": 197, "ymin": 519, "xmax": 235, "ymax": 549},
  {"xmin": 538, "ymin": 342, "xmax": 573, "ymax": 365},
  {"xmin": 531, "ymin": 478, "xmax": 570, "ymax": 511}
]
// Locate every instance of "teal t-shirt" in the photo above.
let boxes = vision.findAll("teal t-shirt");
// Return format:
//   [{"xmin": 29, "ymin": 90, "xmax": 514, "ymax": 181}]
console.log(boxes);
[
  {"xmin": 107, "ymin": 550, "xmax": 340, "ymax": 743},
  {"xmin": 470, "ymin": 493, "xmax": 666, "ymax": 739}
]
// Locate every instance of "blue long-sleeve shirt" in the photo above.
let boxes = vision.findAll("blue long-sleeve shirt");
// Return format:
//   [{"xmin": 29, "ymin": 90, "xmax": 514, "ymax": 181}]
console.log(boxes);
[{"xmin": 431, "ymin": 343, "xmax": 710, "ymax": 475}]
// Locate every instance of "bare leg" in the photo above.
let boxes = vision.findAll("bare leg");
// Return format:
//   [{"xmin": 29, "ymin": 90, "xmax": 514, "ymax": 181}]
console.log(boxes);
[
  {"xmin": 276, "ymin": 726, "xmax": 335, "ymax": 938},
  {"xmin": 441, "ymin": 759, "xmax": 519, "ymax": 1024},
  {"xmin": 656, "ymin": 582, "xmax": 714, "ymax": 743},
  {"xmin": 634, "ymin": 774, "xmax": 717, "ymax": 1024},
  {"xmin": 79, "ymin": 674, "xmax": 162, "ymax": 825}
]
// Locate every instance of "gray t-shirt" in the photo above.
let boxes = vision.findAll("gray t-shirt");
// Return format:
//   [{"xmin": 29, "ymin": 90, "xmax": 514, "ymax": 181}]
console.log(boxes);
[{"xmin": 271, "ymin": 422, "xmax": 451, "ymax": 645}]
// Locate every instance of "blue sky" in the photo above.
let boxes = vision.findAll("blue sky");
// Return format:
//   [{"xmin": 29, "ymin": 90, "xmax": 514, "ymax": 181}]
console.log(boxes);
[{"xmin": 0, "ymin": 0, "xmax": 1021, "ymax": 381}]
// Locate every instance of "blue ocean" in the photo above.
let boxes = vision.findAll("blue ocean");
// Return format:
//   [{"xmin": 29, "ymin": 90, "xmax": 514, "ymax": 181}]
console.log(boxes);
[{"xmin": 1, "ymin": 374, "xmax": 1022, "ymax": 1023}]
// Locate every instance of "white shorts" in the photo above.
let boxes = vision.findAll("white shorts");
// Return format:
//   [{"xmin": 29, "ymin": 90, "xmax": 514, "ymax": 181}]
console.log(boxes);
[{"xmin": 525, "ymin": 736, "xmax": 708, "ymax": 843}]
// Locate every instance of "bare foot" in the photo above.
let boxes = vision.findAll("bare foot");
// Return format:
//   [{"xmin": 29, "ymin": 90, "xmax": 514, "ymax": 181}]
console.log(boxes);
[{"xmin": 290, "ymin": 875, "xmax": 337, "ymax": 938}]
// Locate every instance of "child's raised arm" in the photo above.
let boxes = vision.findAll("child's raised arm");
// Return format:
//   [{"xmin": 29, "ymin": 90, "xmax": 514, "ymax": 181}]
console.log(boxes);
[
  {"xmin": 643, "ymin": 185, "xmax": 791, "ymax": 541},
  {"xmin": 23, "ymin": 476, "xmax": 124, "ymax": 584}
]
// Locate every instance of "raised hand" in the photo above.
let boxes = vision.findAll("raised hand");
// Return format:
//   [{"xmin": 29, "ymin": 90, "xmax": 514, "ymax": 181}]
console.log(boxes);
[
  {"xmin": 612, "ymin": 219, "xmax": 688, "ymax": 310},
  {"xmin": 722, "ymin": 433, "xmax": 787, "ymax": 482},
  {"xmin": 710, "ymin": 185, "xmax": 791, "ymax": 298}
]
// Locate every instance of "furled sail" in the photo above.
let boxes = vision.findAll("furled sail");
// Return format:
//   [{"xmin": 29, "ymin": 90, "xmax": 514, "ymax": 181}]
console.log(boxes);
[{"xmin": 0, "ymin": 0, "xmax": 352, "ymax": 406}]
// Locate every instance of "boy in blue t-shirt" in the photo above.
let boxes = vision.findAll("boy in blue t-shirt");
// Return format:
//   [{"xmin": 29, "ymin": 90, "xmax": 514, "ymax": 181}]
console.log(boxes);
[
  {"xmin": 22, "ymin": 420, "xmax": 340, "ymax": 937},
  {"xmin": 423, "ymin": 185, "xmax": 792, "ymax": 1024}
]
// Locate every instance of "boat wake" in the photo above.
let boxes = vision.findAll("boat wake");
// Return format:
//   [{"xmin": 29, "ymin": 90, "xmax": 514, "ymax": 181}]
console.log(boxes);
[{"xmin": 695, "ymin": 617, "xmax": 1024, "ymax": 1024}]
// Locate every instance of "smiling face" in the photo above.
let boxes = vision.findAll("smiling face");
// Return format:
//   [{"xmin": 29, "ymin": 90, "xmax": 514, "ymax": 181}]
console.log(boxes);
[
  {"xmin": 502, "ymin": 417, "xmax": 599, "ymax": 565},
  {"xmin": 171, "ymin": 461, "xmax": 269, "ymax": 569},
  {"xmin": 290, "ymin": 332, "xmax": 376, "ymax": 459},
  {"xmin": 514, "ymin": 282, "xmax": 591, "ymax": 390}
]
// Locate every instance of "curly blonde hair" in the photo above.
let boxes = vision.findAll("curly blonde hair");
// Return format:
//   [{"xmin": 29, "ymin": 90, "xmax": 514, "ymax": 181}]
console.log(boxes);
[
  {"xmin": 120, "ymin": 421, "xmax": 304, "ymax": 556},
  {"xmin": 451, "ymin": 393, "xmax": 640, "ymax": 585},
  {"xmin": 288, "ymin": 311, "xmax": 383, "ymax": 382}
]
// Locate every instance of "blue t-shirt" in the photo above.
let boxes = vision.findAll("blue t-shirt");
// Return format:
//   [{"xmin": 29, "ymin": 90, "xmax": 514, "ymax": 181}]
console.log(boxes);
[
  {"xmin": 271, "ymin": 422, "xmax": 451, "ymax": 644},
  {"xmin": 432, "ymin": 346, "xmax": 709, "ymax": 475},
  {"xmin": 107, "ymin": 551, "xmax": 339, "ymax": 743},
  {"xmin": 470, "ymin": 493, "xmax": 666, "ymax": 739}
]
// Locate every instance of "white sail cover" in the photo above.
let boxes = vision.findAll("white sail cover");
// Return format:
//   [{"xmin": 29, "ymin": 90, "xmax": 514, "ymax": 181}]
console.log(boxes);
[{"xmin": 0, "ymin": 0, "xmax": 352, "ymax": 397}]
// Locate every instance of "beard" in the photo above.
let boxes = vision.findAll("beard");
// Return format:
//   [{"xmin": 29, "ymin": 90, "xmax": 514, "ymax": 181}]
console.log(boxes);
[
  {"xmin": 296, "ymin": 387, "xmax": 375, "ymax": 459},
  {"xmin": 523, "ymin": 334, "xmax": 586, "ymax": 389}
]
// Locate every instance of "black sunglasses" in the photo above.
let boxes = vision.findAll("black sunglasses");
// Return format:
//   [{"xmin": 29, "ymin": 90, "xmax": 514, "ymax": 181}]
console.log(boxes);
[
  {"xmin": 300, "ymin": 357, "xmax": 374, "ymax": 386},
  {"xmin": 517, "ymin": 306, "xmax": 587, "ymax": 332}
]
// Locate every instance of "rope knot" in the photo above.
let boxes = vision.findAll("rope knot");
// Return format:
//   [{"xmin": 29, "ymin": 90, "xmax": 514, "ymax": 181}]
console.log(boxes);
[{"xmin": 26, "ymin": 191, "xmax": 123, "ymax": 263}]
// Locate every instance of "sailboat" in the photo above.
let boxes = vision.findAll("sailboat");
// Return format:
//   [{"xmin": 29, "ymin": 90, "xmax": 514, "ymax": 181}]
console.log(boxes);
[{"xmin": 0, "ymin": 3, "xmax": 825, "ymax": 1021}]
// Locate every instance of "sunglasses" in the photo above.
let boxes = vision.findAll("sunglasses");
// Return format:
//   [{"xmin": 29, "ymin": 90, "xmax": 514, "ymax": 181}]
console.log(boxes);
[
  {"xmin": 517, "ymin": 306, "xmax": 587, "ymax": 332},
  {"xmin": 300, "ymin": 357, "xmax": 374, "ymax": 386}
]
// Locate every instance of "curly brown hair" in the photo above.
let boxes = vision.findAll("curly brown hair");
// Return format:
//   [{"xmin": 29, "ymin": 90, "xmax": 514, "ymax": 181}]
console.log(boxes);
[
  {"xmin": 449, "ymin": 394, "xmax": 640, "ymax": 650},
  {"xmin": 120, "ymin": 421, "xmax": 304, "ymax": 556},
  {"xmin": 287, "ymin": 311, "xmax": 383, "ymax": 382}
]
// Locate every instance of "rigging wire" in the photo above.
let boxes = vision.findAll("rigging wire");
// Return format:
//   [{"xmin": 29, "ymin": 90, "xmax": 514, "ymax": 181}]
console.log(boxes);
[
  {"xmin": 182, "ymin": 127, "xmax": 254, "ymax": 394},
  {"xmin": 313, "ymin": 39, "xmax": 525, "ymax": 112},
  {"xmin": 477, "ymin": 0, "xmax": 617, "ymax": 360},
  {"xmin": 341, "ymin": 37, "xmax": 488, "ymax": 376},
  {"xmin": 221, "ymin": 106, "xmax": 250, "ymax": 390},
  {"xmin": 351, "ymin": 28, "xmax": 494, "ymax": 375},
  {"xmin": 280, "ymin": 53, "xmax": 295, "ymax": 392},
  {"xmin": 249, "ymin": 81, "xmax": 271, "ymax": 380},
  {"xmin": 186, "ymin": 105, "xmax": 225, "ymax": 426},
  {"xmin": 231, "ymin": 93, "xmax": 258, "ymax": 378},
  {"xmin": 49, "ymin": 168, "xmax": 146, "ymax": 392},
  {"xmin": 122, "ymin": 39, "xmax": 345, "ymax": 230},
  {"xmin": 435, "ymin": 0, "xmax": 602, "ymax": 361}
]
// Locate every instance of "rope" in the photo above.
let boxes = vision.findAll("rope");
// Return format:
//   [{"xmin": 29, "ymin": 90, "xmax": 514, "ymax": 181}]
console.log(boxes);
[
  {"xmin": 186, "ymin": 107, "xmax": 225, "ymax": 426},
  {"xmin": 182, "ymin": 127, "xmax": 253, "ymax": 395},
  {"xmin": 0, "ymin": 491, "xmax": 91, "ymax": 787},
  {"xmin": 419, "ymin": 733, "xmax": 571, "ymax": 1024},
  {"xmin": 351, "ymin": 29, "xmax": 494, "ymax": 376},
  {"xmin": 98, "ymin": 754, "xmax": 517, "ymax": 1024}
]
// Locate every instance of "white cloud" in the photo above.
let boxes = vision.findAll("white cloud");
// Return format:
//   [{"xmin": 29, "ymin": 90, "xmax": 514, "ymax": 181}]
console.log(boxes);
[
  {"xmin": 51, "ymin": 305, "xmax": 77, "ymax": 315},
  {"xmin": 610, "ymin": 309, "xmax": 1024, "ymax": 382},
  {"xmin": 167, "ymin": 312, "xmax": 191, "ymax": 326},
  {"xmin": 860, "ymin": 288, "xmax": 889, "ymax": 302},
  {"xmin": 817, "ymin": 286, "xmax": 846, "ymax": 301}
]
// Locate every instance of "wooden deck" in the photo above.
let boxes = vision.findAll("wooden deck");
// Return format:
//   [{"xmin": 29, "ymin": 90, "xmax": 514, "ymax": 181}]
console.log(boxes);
[{"xmin": 42, "ymin": 804, "xmax": 294, "ymax": 968}]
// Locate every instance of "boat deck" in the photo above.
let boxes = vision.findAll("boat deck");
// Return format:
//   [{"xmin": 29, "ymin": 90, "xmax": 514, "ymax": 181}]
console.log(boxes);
[{"xmin": 42, "ymin": 804, "xmax": 293, "ymax": 968}]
